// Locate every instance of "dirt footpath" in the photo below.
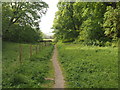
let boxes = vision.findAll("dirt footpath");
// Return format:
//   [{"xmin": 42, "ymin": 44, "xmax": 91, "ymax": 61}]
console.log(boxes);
[{"xmin": 52, "ymin": 45, "xmax": 65, "ymax": 88}]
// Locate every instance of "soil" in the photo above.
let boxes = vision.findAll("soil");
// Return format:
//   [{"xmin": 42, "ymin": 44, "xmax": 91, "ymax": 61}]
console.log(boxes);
[{"xmin": 52, "ymin": 45, "xmax": 65, "ymax": 88}]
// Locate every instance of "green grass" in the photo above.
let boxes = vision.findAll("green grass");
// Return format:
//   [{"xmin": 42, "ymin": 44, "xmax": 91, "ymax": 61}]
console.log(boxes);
[
  {"xmin": 2, "ymin": 41, "xmax": 54, "ymax": 88},
  {"xmin": 43, "ymin": 39, "xmax": 53, "ymax": 41},
  {"xmin": 57, "ymin": 43, "xmax": 118, "ymax": 88}
]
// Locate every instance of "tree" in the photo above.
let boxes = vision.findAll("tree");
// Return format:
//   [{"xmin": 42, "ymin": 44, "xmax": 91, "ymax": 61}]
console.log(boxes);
[
  {"xmin": 53, "ymin": 2, "xmax": 120, "ymax": 45},
  {"xmin": 53, "ymin": 2, "xmax": 79, "ymax": 42},
  {"xmin": 103, "ymin": 2, "xmax": 120, "ymax": 41},
  {"xmin": 2, "ymin": 1, "xmax": 48, "ymax": 42}
]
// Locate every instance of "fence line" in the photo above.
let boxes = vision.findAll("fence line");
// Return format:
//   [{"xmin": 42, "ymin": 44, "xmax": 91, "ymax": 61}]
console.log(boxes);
[
  {"xmin": 19, "ymin": 44, "xmax": 22, "ymax": 63},
  {"xmin": 18, "ymin": 42, "xmax": 51, "ymax": 64}
]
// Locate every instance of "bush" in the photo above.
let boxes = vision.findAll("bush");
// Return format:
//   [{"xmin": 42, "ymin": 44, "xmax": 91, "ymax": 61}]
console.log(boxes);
[
  {"xmin": 10, "ymin": 74, "xmax": 29, "ymax": 85},
  {"xmin": 105, "ymin": 41, "xmax": 112, "ymax": 46}
]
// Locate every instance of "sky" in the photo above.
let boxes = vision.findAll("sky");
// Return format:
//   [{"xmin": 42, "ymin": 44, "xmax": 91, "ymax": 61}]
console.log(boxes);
[{"xmin": 39, "ymin": 0, "xmax": 59, "ymax": 36}]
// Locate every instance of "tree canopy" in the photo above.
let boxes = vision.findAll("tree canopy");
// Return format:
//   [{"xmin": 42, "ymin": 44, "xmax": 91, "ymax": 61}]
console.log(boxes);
[
  {"xmin": 2, "ymin": 1, "xmax": 48, "ymax": 43},
  {"xmin": 53, "ymin": 2, "xmax": 120, "ymax": 46}
]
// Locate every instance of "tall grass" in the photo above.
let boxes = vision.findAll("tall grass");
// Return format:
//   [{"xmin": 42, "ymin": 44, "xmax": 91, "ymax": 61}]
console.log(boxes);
[
  {"xmin": 57, "ymin": 43, "xmax": 118, "ymax": 88},
  {"xmin": 2, "ymin": 41, "xmax": 54, "ymax": 88}
]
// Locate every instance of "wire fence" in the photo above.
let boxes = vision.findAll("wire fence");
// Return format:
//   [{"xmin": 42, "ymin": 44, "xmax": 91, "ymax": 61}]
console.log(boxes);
[{"xmin": 18, "ymin": 42, "xmax": 51, "ymax": 64}]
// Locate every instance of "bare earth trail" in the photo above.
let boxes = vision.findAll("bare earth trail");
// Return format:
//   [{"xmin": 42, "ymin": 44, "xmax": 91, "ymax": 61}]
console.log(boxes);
[{"xmin": 52, "ymin": 45, "xmax": 65, "ymax": 88}]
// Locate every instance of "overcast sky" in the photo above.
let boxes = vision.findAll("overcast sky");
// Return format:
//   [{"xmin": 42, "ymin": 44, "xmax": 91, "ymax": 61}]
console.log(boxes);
[{"xmin": 39, "ymin": 0, "xmax": 59, "ymax": 36}]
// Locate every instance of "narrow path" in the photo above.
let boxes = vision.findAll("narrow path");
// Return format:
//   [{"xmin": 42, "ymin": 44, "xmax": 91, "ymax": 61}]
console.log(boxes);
[{"xmin": 52, "ymin": 45, "xmax": 65, "ymax": 88}]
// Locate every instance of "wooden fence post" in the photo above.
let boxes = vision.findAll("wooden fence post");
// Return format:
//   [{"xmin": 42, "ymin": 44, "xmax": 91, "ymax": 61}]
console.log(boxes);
[
  {"xmin": 19, "ymin": 44, "xmax": 22, "ymax": 63},
  {"xmin": 42, "ymin": 42, "xmax": 43, "ymax": 47},
  {"xmin": 33, "ymin": 45, "xmax": 35, "ymax": 54},
  {"xmin": 39, "ymin": 43, "xmax": 40, "ymax": 50},
  {"xmin": 44, "ymin": 42, "xmax": 46, "ymax": 46},
  {"xmin": 30, "ymin": 44, "xmax": 32, "ymax": 58},
  {"xmin": 48, "ymin": 42, "xmax": 49, "ymax": 46},
  {"xmin": 36, "ymin": 45, "xmax": 37, "ymax": 54},
  {"xmin": 37, "ymin": 45, "xmax": 39, "ymax": 52}
]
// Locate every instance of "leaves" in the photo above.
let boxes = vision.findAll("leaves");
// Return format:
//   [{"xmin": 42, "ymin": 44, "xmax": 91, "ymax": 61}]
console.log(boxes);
[
  {"xmin": 53, "ymin": 2, "xmax": 120, "ymax": 45},
  {"xmin": 2, "ymin": 2, "xmax": 48, "ymax": 43},
  {"xmin": 103, "ymin": 5, "xmax": 120, "ymax": 40}
]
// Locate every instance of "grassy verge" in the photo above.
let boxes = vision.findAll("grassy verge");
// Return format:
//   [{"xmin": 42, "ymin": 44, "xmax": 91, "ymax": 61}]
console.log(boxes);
[
  {"xmin": 57, "ymin": 43, "xmax": 118, "ymax": 88},
  {"xmin": 2, "ymin": 41, "xmax": 54, "ymax": 88}
]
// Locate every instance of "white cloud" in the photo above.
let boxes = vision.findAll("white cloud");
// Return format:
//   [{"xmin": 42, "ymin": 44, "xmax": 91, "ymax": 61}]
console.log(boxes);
[{"xmin": 39, "ymin": 0, "xmax": 58, "ymax": 36}]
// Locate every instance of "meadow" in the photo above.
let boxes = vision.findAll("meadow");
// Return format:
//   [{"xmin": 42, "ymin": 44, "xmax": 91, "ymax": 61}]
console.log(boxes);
[
  {"xmin": 2, "ymin": 41, "xmax": 54, "ymax": 88},
  {"xmin": 57, "ymin": 43, "xmax": 118, "ymax": 88}
]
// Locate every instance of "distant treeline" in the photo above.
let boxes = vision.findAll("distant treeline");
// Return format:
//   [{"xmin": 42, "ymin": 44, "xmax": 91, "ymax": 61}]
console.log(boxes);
[
  {"xmin": 2, "ymin": 2, "xmax": 48, "ymax": 43},
  {"xmin": 53, "ymin": 2, "xmax": 120, "ymax": 46}
]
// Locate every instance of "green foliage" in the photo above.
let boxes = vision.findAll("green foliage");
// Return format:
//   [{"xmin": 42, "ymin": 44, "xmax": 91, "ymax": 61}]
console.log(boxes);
[
  {"xmin": 57, "ymin": 43, "xmax": 118, "ymax": 88},
  {"xmin": 53, "ymin": 2, "xmax": 79, "ymax": 42},
  {"xmin": 2, "ymin": 2, "xmax": 48, "ymax": 43},
  {"xmin": 103, "ymin": 4, "xmax": 120, "ymax": 40},
  {"xmin": 53, "ymin": 2, "xmax": 120, "ymax": 46},
  {"xmin": 2, "ymin": 41, "xmax": 54, "ymax": 88}
]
